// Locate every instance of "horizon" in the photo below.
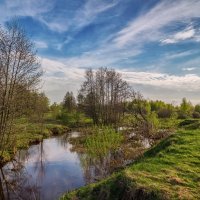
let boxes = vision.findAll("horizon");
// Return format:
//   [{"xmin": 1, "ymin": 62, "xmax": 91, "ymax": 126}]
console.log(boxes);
[{"xmin": 1, "ymin": 0, "xmax": 200, "ymax": 104}]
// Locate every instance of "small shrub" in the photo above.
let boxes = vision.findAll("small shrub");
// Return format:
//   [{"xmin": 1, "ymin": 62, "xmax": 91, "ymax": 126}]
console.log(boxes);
[
  {"xmin": 192, "ymin": 111, "xmax": 200, "ymax": 119},
  {"xmin": 51, "ymin": 126, "xmax": 65, "ymax": 135},
  {"xmin": 177, "ymin": 112, "xmax": 189, "ymax": 119},
  {"xmin": 158, "ymin": 108, "xmax": 173, "ymax": 118}
]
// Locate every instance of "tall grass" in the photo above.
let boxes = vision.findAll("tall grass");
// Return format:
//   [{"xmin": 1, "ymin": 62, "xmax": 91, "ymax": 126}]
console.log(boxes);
[{"xmin": 85, "ymin": 126, "xmax": 123, "ymax": 157}]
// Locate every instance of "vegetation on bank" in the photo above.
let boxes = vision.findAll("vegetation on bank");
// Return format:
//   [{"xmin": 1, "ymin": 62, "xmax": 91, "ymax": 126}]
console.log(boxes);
[
  {"xmin": 0, "ymin": 114, "xmax": 69, "ymax": 164},
  {"xmin": 0, "ymin": 20, "xmax": 199, "ymax": 200},
  {"xmin": 61, "ymin": 125, "xmax": 200, "ymax": 200},
  {"xmin": 85, "ymin": 126, "xmax": 123, "ymax": 157}
]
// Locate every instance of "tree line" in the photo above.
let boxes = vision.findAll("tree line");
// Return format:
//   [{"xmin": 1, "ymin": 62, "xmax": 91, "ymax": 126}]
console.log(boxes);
[{"xmin": 53, "ymin": 68, "xmax": 200, "ymax": 137}]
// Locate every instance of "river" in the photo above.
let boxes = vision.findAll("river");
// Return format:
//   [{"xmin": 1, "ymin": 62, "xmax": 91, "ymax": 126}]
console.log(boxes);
[{"xmin": 0, "ymin": 131, "xmax": 150, "ymax": 200}]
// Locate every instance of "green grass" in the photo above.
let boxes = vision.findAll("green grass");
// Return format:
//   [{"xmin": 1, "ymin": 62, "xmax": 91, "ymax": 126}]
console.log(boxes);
[
  {"xmin": 0, "ymin": 115, "xmax": 69, "ymax": 164},
  {"xmin": 85, "ymin": 126, "xmax": 123, "ymax": 157},
  {"xmin": 158, "ymin": 118, "xmax": 182, "ymax": 130},
  {"xmin": 61, "ymin": 129, "xmax": 200, "ymax": 200},
  {"xmin": 178, "ymin": 119, "xmax": 200, "ymax": 130},
  {"xmin": 58, "ymin": 111, "xmax": 93, "ymax": 128}
]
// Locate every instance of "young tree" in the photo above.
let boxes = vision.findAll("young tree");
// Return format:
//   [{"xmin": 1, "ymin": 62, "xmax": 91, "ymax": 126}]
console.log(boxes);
[
  {"xmin": 0, "ymin": 21, "xmax": 42, "ymax": 154},
  {"xmin": 194, "ymin": 104, "xmax": 200, "ymax": 113},
  {"xmin": 63, "ymin": 91, "xmax": 76, "ymax": 112},
  {"xmin": 128, "ymin": 93, "xmax": 159, "ymax": 137},
  {"xmin": 179, "ymin": 98, "xmax": 193, "ymax": 118},
  {"xmin": 27, "ymin": 92, "xmax": 49, "ymax": 121},
  {"xmin": 50, "ymin": 103, "xmax": 61, "ymax": 119},
  {"xmin": 192, "ymin": 104, "xmax": 200, "ymax": 118}
]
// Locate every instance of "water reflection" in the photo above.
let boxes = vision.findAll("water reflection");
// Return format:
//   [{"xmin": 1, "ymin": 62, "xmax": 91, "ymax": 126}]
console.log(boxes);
[
  {"xmin": 0, "ymin": 132, "xmax": 151, "ymax": 200},
  {"xmin": 0, "ymin": 141, "xmax": 49, "ymax": 199},
  {"xmin": 76, "ymin": 131, "xmax": 149, "ymax": 184},
  {"xmin": 0, "ymin": 159, "xmax": 41, "ymax": 200},
  {"xmin": 0, "ymin": 134, "xmax": 85, "ymax": 200}
]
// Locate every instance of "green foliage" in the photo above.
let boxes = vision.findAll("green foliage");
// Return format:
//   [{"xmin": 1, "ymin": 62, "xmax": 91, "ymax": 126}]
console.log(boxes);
[
  {"xmin": 50, "ymin": 125, "xmax": 68, "ymax": 135},
  {"xmin": 62, "ymin": 130, "xmax": 200, "ymax": 200},
  {"xmin": 0, "ymin": 115, "xmax": 68, "ymax": 163},
  {"xmin": 178, "ymin": 119, "xmax": 200, "ymax": 130},
  {"xmin": 157, "ymin": 107, "xmax": 173, "ymax": 118},
  {"xmin": 146, "ymin": 112, "xmax": 160, "ymax": 133},
  {"xmin": 193, "ymin": 105, "xmax": 200, "ymax": 118},
  {"xmin": 63, "ymin": 91, "xmax": 76, "ymax": 112},
  {"xmin": 145, "ymin": 102, "xmax": 151, "ymax": 114},
  {"xmin": 58, "ymin": 109, "xmax": 93, "ymax": 127},
  {"xmin": 50, "ymin": 103, "xmax": 62, "ymax": 119},
  {"xmin": 194, "ymin": 104, "xmax": 200, "ymax": 113},
  {"xmin": 150, "ymin": 100, "xmax": 166, "ymax": 112},
  {"xmin": 85, "ymin": 126, "xmax": 123, "ymax": 157},
  {"xmin": 192, "ymin": 111, "xmax": 200, "ymax": 119},
  {"xmin": 149, "ymin": 100, "xmax": 176, "ymax": 119},
  {"xmin": 178, "ymin": 98, "xmax": 194, "ymax": 119},
  {"xmin": 159, "ymin": 116, "xmax": 179, "ymax": 130},
  {"xmin": 26, "ymin": 92, "xmax": 49, "ymax": 121}
]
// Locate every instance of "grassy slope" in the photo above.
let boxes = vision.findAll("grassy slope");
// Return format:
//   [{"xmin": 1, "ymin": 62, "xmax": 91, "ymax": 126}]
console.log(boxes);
[{"xmin": 61, "ymin": 129, "xmax": 200, "ymax": 200}]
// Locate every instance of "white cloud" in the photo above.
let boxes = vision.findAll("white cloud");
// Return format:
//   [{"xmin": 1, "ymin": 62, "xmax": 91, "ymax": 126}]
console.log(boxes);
[
  {"xmin": 0, "ymin": 0, "xmax": 119, "ymax": 33},
  {"xmin": 40, "ymin": 0, "xmax": 118, "ymax": 33},
  {"xmin": 182, "ymin": 67, "xmax": 196, "ymax": 71},
  {"xmin": 0, "ymin": 0, "xmax": 54, "ymax": 23},
  {"xmin": 40, "ymin": 57, "xmax": 85, "ymax": 102},
  {"xmin": 164, "ymin": 50, "xmax": 199, "ymax": 60},
  {"xmin": 113, "ymin": 0, "xmax": 200, "ymax": 47},
  {"xmin": 55, "ymin": 36, "xmax": 73, "ymax": 51},
  {"xmin": 61, "ymin": 46, "xmax": 141, "ymax": 68},
  {"xmin": 161, "ymin": 27, "xmax": 196, "ymax": 44},
  {"xmin": 121, "ymin": 70, "xmax": 200, "ymax": 92},
  {"xmin": 49, "ymin": 0, "xmax": 200, "ymax": 66},
  {"xmin": 34, "ymin": 40, "xmax": 48, "ymax": 49},
  {"xmin": 180, "ymin": 57, "xmax": 200, "ymax": 72},
  {"xmin": 2, "ymin": 0, "xmax": 200, "ymax": 103},
  {"xmin": 41, "ymin": 57, "xmax": 84, "ymax": 79},
  {"xmin": 40, "ymin": 57, "xmax": 200, "ymax": 103},
  {"xmin": 174, "ymin": 28, "xmax": 195, "ymax": 40},
  {"xmin": 73, "ymin": 0, "xmax": 119, "ymax": 31}
]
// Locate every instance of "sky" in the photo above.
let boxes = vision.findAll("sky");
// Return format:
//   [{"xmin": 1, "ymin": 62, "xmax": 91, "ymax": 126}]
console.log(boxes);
[{"xmin": 0, "ymin": 0, "xmax": 200, "ymax": 104}]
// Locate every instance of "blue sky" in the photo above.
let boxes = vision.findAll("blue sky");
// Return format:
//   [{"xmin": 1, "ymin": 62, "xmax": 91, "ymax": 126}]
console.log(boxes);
[{"xmin": 1, "ymin": 0, "xmax": 200, "ymax": 103}]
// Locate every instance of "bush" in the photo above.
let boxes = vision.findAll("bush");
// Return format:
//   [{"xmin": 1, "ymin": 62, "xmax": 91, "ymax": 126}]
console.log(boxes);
[
  {"xmin": 177, "ymin": 112, "xmax": 189, "ymax": 119},
  {"xmin": 192, "ymin": 111, "xmax": 200, "ymax": 119},
  {"xmin": 157, "ymin": 108, "xmax": 173, "ymax": 118},
  {"xmin": 50, "ymin": 125, "xmax": 67, "ymax": 135}
]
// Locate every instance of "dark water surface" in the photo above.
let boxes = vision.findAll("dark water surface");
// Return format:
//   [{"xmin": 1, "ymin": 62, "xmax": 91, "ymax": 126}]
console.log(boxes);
[{"xmin": 0, "ymin": 131, "xmax": 150, "ymax": 200}]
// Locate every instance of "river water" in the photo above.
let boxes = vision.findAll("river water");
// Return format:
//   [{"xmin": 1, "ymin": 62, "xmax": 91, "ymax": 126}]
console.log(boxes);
[{"xmin": 0, "ymin": 131, "xmax": 150, "ymax": 200}]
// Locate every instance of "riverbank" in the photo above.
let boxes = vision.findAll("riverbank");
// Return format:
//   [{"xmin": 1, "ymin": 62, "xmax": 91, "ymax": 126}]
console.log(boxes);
[
  {"xmin": 0, "ymin": 116, "xmax": 70, "ymax": 164},
  {"xmin": 61, "ymin": 129, "xmax": 200, "ymax": 200}
]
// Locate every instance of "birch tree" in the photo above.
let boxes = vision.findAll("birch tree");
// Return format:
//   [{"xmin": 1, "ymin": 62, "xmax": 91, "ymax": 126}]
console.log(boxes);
[{"xmin": 0, "ymin": 21, "xmax": 42, "ymax": 156}]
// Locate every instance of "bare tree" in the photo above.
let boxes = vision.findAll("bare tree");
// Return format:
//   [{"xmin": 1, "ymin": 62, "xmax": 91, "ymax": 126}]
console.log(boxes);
[
  {"xmin": 78, "ymin": 68, "xmax": 131, "ymax": 125},
  {"xmin": 0, "ymin": 21, "xmax": 42, "ymax": 156}
]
